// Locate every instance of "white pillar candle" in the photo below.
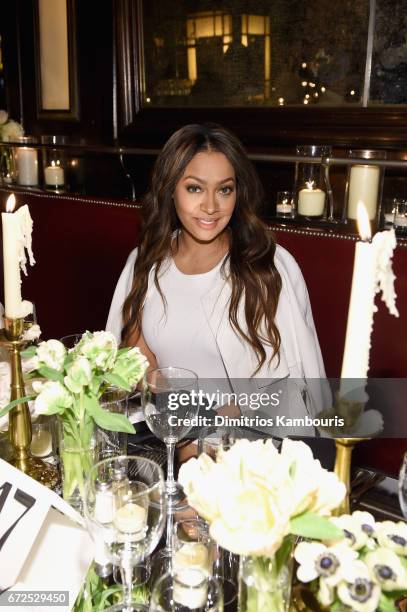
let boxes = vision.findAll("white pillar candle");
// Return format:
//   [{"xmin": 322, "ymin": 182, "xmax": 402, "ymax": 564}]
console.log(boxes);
[
  {"xmin": 30, "ymin": 429, "xmax": 52, "ymax": 457},
  {"xmin": 276, "ymin": 203, "xmax": 292, "ymax": 215},
  {"xmin": 298, "ymin": 186, "xmax": 325, "ymax": 216},
  {"xmin": 173, "ymin": 568, "xmax": 208, "ymax": 608},
  {"xmin": 395, "ymin": 214, "xmax": 407, "ymax": 228},
  {"xmin": 1, "ymin": 195, "xmax": 35, "ymax": 318},
  {"xmin": 16, "ymin": 147, "xmax": 38, "ymax": 186},
  {"xmin": 44, "ymin": 162, "xmax": 64, "ymax": 186},
  {"xmin": 347, "ymin": 165, "xmax": 380, "ymax": 221},
  {"xmin": 114, "ymin": 502, "xmax": 147, "ymax": 534},
  {"xmin": 173, "ymin": 543, "xmax": 211, "ymax": 574},
  {"xmin": 94, "ymin": 488, "xmax": 114, "ymax": 524}
]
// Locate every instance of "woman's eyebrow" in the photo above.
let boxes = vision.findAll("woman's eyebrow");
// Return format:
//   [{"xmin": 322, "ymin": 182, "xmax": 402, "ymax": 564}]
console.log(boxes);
[{"xmin": 182, "ymin": 175, "xmax": 235, "ymax": 184}]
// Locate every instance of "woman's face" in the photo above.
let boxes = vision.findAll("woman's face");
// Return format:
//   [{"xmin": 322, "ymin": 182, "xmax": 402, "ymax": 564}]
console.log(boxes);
[{"xmin": 173, "ymin": 150, "xmax": 236, "ymax": 243}]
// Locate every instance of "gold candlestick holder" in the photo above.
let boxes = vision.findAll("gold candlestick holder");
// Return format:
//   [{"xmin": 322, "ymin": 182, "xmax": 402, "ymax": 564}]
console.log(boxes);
[
  {"xmin": 333, "ymin": 436, "xmax": 365, "ymax": 515},
  {"xmin": 0, "ymin": 316, "xmax": 59, "ymax": 489},
  {"xmin": 318, "ymin": 393, "xmax": 370, "ymax": 516}
]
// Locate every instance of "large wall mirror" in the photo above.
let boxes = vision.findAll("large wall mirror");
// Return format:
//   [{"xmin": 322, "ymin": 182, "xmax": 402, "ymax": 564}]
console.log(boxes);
[{"xmin": 116, "ymin": 0, "xmax": 407, "ymax": 147}]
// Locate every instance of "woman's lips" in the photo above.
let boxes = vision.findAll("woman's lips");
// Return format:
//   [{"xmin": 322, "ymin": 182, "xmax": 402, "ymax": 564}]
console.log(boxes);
[{"xmin": 194, "ymin": 217, "xmax": 219, "ymax": 229}]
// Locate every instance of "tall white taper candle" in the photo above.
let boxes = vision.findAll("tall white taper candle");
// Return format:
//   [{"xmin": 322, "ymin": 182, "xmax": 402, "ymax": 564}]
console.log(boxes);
[{"xmin": 1, "ymin": 194, "xmax": 35, "ymax": 318}]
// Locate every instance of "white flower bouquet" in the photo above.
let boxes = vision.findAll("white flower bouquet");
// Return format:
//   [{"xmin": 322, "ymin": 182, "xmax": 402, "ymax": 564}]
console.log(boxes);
[
  {"xmin": 179, "ymin": 438, "xmax": 346, "ymax": 611},
  {"xmin": 294, "ymin": 511, "xmax": 407, "ymax": 611},
  {"xmin": 0, "ymin": 331, "xmax": 148, "ymax": 504},
  {"xmin": 0, "ymin": 110, "xmax": 24, "ymax": 141}
]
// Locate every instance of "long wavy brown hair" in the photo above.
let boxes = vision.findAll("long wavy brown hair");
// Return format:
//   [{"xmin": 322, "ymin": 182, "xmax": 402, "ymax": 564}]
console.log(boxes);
[{"xmin": 122, "ymin": 123, "xmax": 282, "ymax": 373}]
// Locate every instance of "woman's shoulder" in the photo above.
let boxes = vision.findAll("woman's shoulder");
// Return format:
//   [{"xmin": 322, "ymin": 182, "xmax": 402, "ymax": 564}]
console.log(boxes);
[{"xmin": 274, "ymin": 244, "xmax": 304, "ymax": 282}]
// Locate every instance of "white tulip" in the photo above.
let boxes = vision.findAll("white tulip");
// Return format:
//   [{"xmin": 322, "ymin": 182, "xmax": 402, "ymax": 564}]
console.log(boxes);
[{"xmin": 37, "ymin": 339, "xmax": 66, "ymax": 371}]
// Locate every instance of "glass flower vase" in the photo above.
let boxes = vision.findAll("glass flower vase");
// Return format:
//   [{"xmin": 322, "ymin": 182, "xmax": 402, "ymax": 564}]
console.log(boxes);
[
  {"xmin": 238, "ymin": 545, "xmax": 294, "ymax": 612},
  {"xmin": 59, "ymin": 419, "xmax": 96, "ymax": 513}
]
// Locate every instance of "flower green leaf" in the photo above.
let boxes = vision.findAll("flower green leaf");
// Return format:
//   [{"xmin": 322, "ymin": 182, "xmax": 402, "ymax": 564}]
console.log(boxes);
[
  {"xmin": 21, "ymin": 345, "xmax": 37, "ymax": 358},
  {"xmin": 0, "ymin": 395, "xmax": 36, "ymax": 418},
  {"xmin": 86, "ymin": 397, "xmax": 135, "ymax": 434},
  {"xmin": 379, "ymin": 592, "xmax": 398, "ymax": 612},
  {"xmin": 289, "ymin": 512, "xmax": 344, "ymax": 540},
  {"xmin": 103, "ymin": 371, "xmax": 131, "ymax": 392},
  {"xmin": 37, "ymin": 366, "xmax": 64, "ymax": 383}
]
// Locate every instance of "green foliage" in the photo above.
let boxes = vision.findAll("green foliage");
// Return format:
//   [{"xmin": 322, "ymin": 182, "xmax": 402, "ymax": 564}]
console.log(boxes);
[{"xmin": 289, "ymin": 512, "xmax": 344, "ymax": 540}]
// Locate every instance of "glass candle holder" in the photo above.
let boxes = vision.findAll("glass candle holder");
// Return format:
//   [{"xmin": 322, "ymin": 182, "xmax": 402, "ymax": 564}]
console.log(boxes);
[
  {"xmin": 41, "ymin": 135, "xmax": 66, "ymax": 191},
  {"xmin": 15, "ymin": 136, "xmax": 39, "ymax": 186},
  {"xmin": 293, "ymin": 145, "xmax": 331, "ymax": 219},
  {"xmin": 30, "ymin": 415, "xmax": 57, "ymax": 459},
  {"xmin": 343, "ymin": 149, "xmax": 386, "ymax": 225},
  {"xmin": 394, "ymin": 199, "xmax": 407, "ymax": 232},
  {"xmin": 276, "ymin": 191, "xmax": 293, "ymax": 218}
]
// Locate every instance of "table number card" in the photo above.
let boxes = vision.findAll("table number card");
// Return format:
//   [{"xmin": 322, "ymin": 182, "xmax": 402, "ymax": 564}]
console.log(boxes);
[{"xmin": 0, "ymin": 458, "xmax": 93, "ymax": 600}]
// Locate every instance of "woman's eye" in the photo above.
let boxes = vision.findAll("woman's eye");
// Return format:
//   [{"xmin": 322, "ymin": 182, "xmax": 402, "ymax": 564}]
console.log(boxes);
[
  {"xmin": 219, "ymin": 186, "xmax": 234, "ymax": 195},
  {"xmin": 186, "ymin": 185, "xmax": 201, "ymax": 193}
]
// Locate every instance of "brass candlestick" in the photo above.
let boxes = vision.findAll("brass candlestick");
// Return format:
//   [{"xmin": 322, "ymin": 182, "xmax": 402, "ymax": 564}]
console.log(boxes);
[
  {"xmin": 333, "ymin": 437, "xmax": 365, "ymax": 515},
  {"xmin": 318, "ymin": 393, "xmax": 369, "ymax": 516},
  {"xmin": 1, "ymin": 316, "xmax": 59, "ymax": 488}
]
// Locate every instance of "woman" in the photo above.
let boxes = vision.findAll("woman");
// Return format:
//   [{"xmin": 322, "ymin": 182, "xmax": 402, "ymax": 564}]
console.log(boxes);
[{"xmin": 107, "ymin": 124, "xmax": 326, "ymax": 432}]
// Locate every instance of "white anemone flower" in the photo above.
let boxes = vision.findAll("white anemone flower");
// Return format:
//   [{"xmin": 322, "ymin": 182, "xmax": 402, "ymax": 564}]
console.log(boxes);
[
  {"xmin": 365, "ymin": 547, "xmax": 407, "ymax": 591},
  {"xmin": 352, "ymin": 511, "xmax": 377, "ymax": 540},
  {"xmin": 375, "ymin": 521, "xmax": 407, "ymax": 556},
  {"xmin": 337, "ymin": 560, "xmax": 381, "ymax": 612},
  {"xmin": 294, "ymin": 541, "xmax": 357, "ymax": 586},
  {"xmin": 329, "ymin": 514, "xmax": 370, "ymax": 550}
]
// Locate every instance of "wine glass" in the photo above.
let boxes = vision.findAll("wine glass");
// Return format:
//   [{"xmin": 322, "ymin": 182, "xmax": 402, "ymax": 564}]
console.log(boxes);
[
  {"xmin": 84, "ymin": 455, "xmax": 166, "ymax": 611},
  {"xmin": 150, "ymin": 568, "xmax": 223, "ymax": 611},
  {"xmin": 399, "ymin": 452, "xmax": 407, "ymax": 518},
  {"xmin": 141, "ymin": 367, "xmax": 199, "ymax": 511}
]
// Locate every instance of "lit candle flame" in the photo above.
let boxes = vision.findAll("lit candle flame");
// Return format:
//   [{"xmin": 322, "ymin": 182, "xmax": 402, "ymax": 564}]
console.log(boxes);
[
  {"xmin": 356, "ymin": 201, "xmax": 371, "ymax": 241},
  {"xmin": 6, "ymin": 194, "xmax": 16, "ymax": 213},
  {"xmin": 306, "ymin": 180, "xmax": 315, "ymax": 190},
  {"xmin": 51, "ymin": 160, "xmax": 56, "ymax": 167}
]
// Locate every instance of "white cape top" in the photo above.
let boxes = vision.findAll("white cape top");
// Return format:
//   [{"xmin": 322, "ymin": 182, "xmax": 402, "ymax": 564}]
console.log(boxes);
[{"xmin": 106, "ymin": 245, "xmax": 328, "ymax": 432}]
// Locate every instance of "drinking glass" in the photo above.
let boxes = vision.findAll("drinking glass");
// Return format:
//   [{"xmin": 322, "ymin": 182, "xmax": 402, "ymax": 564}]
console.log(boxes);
[
  {"xmin": 60, "ymin": 333, "xmax": 85, "ymax": 350},
  {"xmin": 399, "ymin": 452, "xmax": 407, "ymax": 518},
  {"xmin": 84, "ymin": 456, "xmax": 166, "ymax": 611},
  {"xmin": 150, "ymin": 568, "xmax": 223, "ymax": 611},
  {"xmin": 97, "ymin": 387, "xmax": 129, "ymax": 459},
  {"xmin": 141, "ymin": 367, "xmax": 199, "ymax": 510}
]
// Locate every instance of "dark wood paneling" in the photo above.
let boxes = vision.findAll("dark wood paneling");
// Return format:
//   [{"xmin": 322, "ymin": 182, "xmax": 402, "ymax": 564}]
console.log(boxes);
[{"xmin": 1, "ymin": 0, "xmax": 114, "ymax": 143}]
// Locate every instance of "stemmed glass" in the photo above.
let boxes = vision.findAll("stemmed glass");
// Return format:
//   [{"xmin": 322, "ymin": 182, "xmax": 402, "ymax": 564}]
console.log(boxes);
[
  {"xmin": 84, "ymin": 456, "xmax": 166, "ymax": 612},
  {"xmin": 398, "ymin": 452, "xmax": 407, "ymax": 518},
  {"xmin": 141, "ymin": 367, "xmax": 199, "ymax": 510},
  {"xmin": 150, "ymin": 568, "xmax": 223, "ymax": 611}
]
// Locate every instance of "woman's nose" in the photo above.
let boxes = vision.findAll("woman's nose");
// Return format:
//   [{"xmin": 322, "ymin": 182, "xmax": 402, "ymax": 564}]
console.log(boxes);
[{"xmin": 200, "ymin": 191, "xmax": 218, "ymax": 214}]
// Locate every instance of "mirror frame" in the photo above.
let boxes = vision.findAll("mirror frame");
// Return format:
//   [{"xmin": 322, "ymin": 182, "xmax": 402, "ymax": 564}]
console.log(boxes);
[{"xmin": 115, "ymin": 0, "xmax": 407, "ymax": 149}]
